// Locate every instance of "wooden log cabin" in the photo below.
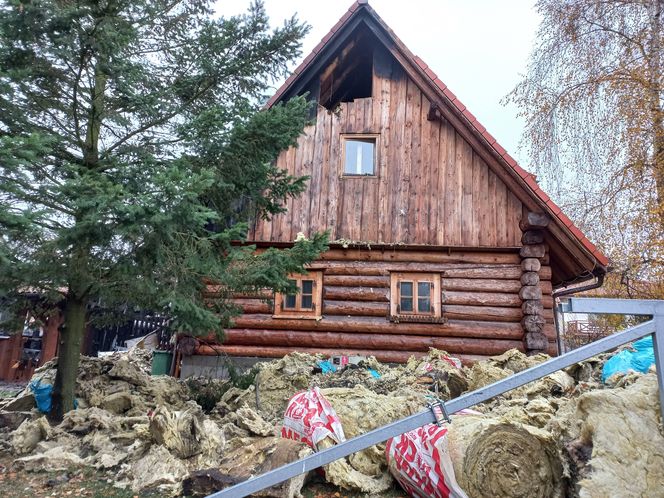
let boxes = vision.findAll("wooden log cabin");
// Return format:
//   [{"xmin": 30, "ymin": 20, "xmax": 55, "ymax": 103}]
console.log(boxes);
[{"xmin": 196, "ymin": 1, "xmax": 608, "ymax": 365}]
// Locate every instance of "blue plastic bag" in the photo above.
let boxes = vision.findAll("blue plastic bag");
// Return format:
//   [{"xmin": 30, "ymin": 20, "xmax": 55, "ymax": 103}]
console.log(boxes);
[
  {"xmin": 601, "ymin": 336, "xmax": 655, "ymax": 383},
  {"xmin": 29, "ymin": 379, "xmax": 53, "ymax": 413},
  {"xmin": 317, "ymin": 360, "xmax": 337, "ymax": 374}
]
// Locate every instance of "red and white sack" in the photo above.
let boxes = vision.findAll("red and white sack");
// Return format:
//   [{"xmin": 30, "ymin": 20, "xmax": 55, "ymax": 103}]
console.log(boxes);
[
  {"xmin": 281, "ymin": 387, "xmax": 345, "ymax": 449},
  {"xmin": 386, "ymin": 423, "xmax": 468, "ymax": 498}
]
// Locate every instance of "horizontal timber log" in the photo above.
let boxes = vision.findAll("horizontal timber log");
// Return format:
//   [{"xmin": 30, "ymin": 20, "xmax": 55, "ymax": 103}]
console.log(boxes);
[
  {"xmin": 441, "ymin": 278, "xmax": 521, "ymax": 293},
  {"xmin": 196, "ymin": 344, "xmax": 499, "ymax": 365},
  {"xmin": 318, "ymin": 249, "xmax": 521, "ymax": 265},
  {"xmin": 324, "ymin": 275, "xmax": 390, "ymax": 287},
  {"xmin": 223, "ymin": 314, "xmax": 525, "ymax": 340},
  {"xmin": 443, "ymin": 291, "xmax": 521, "ymax": 307},
  {"xmin": 520, "ymin": 212, "xmax": 551, "ymax": 231},
  {"xmin": 323, "ymin": 285, "xmax": 389, "ymax": 302},
  {"xmin": 442, "ymin": 305, "xmax": 522, "ymax": 322},
  {"xmin": 315, "ymin": 261, "xmax": 529, "ymax": 277},
  {"xmin": 222, "ymin": 329, "xmax": 524, "ymax": 356},
  {"xmin": 441, "ymin": 266, "xmax": 552, "ymax": 280},
  {"xmin": 324, "ymin": 300, "xmax": 388, "ymax": 316},
  {"xmin": 233, "ymin": 299, "xmax": 271, "ymax": 314},
  {"xmin": 543, "ymin": 324, "xmax": 556, "ymax": 341},
  {"xmin": 232, "ymin": 296, "xmax": 550, "ymax": 317}
]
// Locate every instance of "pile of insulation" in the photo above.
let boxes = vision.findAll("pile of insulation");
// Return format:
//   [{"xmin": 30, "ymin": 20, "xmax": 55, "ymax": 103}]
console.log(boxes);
[{"xmin": 0, "ymin": 347, "xmax": 661, "ymax": 498}]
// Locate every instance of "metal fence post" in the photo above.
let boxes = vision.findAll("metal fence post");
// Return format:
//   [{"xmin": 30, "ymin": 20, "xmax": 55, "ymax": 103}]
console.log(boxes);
[{"xmin": 653, "ymin": 315, "xmax": 664, "ymax": 419}]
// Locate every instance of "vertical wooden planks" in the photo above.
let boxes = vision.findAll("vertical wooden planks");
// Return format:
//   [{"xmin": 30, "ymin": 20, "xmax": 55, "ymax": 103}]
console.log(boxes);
[
  {"xmin": 336, "ymin": 104, "xmax": 350, "ymax": 238},
  {"xmin": 460, "ymin": 136, "xmax": 474, "ymax": 245},
  {"xmin": 477, "ymin": 156, "xmax": 490, "ymax": 246},
  {"xmin": 495, "ymin": 175, "xmax": 508, "ymax": 246},
  {"xmin": 507, "ymin": 191, "xmax": 522, "ymax": 245},
  {"xmin": 362, "ymin": 98, "xmax": 379, "ymax": 242},
  {"xmin": 407, "ymin": 84, "xmax": 422, "ymax": 244},
  {"xmin": 419, "ymin": 95, "xmax": 432, "ymax": 244},
  {"xmin": 469, "ymin": 150, "xmax": 481, "ymax": 247},
  {"xmin": 394, "ymin": 74, "xmax": 412, "ymax": 242},
  {"xmin": 445, "ymin": 130, "xmax": 460, "ymax": 245},
  {"xmin": 388, "ymin": 67, "xmax": 406, "ymax": 242},
  {"xmin": 316, "ymin": 109, "xmax": 332, "ymax": 231},
  {"xmin": 376, "ymin": 54, "xmax": 392, "ymax": 243},
  {"xmin": 328, "ymin": 108, "xmax": 342, "ymax": 240},
  {"xmin": 253, "ymin": 62, "xmax": 531, "ymax": 248},
  {"xmin": 436, "ymin": 118, "xmax": 449, "ymax": 245},
  {"xmin": 295, "ymin": 126, "xmax": 316, "ymax": 239},
  {"xmin": 486, "ymin": 168, "xmax": 498, "ymax": 246},
  {"xmin": 307, "ymin": 108, "xmax": 325, "ymax": 235}
]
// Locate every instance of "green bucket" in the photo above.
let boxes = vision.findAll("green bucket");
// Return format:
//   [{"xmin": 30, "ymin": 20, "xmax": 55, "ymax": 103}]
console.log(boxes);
[{"xmin": 151, "ymin": 350, "xmax": 173, "ymax": 376}]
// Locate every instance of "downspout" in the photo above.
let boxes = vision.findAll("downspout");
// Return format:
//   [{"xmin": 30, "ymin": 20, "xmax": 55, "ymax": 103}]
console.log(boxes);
[{"xmin": 552, "ymin": 273, "xmax": 605, "ymax": 354}]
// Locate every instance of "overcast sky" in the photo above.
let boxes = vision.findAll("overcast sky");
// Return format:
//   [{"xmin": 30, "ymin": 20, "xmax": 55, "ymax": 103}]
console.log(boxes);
[{"xmin": 215, "ymin": 0, "xmax": 541, "ymax": 166}]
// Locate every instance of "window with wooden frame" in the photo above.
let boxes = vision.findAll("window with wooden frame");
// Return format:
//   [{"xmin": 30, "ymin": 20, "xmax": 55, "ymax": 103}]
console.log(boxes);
[
  {"xmin": 341, "ymin": 134, "xmax": 379, "ymax": 176},
  {"xmin": 389, "ymin": 272, "xmax": 443, "ymax": 323},
  {"xmin": 274, "ymin": 272, "xmax": 323, "ymax": 319}
]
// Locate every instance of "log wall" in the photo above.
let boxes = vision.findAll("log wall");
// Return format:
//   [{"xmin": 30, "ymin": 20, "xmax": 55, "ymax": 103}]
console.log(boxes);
[
  {"xmin": 204, "ymin": 248, "xmax": 558, "ymax": 364},
  {"xmin": 519, "ymin": 212, "xmax": 558, "ymax": 355},
  {"xmin": 250, "ymin": 48, "xmax": 523, "ymax": 247}
]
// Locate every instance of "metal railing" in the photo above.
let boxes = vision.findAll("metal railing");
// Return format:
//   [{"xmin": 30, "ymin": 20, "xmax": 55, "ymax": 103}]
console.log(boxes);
[{"xmin": 208, "ymin": 298, "xmax": 664, "ymax": 498}]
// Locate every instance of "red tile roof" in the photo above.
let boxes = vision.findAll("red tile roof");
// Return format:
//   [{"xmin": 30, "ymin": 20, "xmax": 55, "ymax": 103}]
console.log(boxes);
[{"xmin": 265, "ymin": 0, "xmax": 609, "ymax": 268}]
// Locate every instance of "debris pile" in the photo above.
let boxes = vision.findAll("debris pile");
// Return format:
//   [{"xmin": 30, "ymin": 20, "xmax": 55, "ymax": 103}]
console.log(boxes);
[{"xmin": 0, "ymin": 346, "xmax": 661, "ymax": 497}]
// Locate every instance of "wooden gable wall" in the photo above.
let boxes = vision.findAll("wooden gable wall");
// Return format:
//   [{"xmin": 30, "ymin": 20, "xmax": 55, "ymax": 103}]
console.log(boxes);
[{"xmin": 250, "ymin": 48, "xmax": 523, "ymax": 247}]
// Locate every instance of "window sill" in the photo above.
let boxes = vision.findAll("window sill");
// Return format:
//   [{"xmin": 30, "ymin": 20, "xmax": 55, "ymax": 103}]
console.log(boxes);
[
  {"xmin": 272, "ymin": 314, "xmax": 322, "ymax": 320},
  {"xmin": 340, "ymin": 174, "xmax": 378, "ymax": 179},
  {"xmin": 388, "ymin": 315, "xmax": 446, "ymax": 324}
]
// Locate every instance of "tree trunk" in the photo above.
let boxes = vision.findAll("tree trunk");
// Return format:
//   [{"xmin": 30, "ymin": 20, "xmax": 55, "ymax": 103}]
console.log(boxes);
[
  {"xmin": 649, "ymin": 0, "xmax": 664, "ymax": 230},
  {"xmin": 49, "ymin": 297, "xmax": 86, "ymax": 421}
]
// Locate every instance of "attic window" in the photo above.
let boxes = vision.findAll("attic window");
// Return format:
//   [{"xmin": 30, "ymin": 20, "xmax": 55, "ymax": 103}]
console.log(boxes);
[{"xmin": 342, "ymin": 135, "xmax": 377, "ymax": 176}]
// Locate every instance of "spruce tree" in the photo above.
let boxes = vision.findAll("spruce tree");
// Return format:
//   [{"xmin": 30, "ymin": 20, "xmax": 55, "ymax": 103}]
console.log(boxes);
[{"xmin": 0, "ymin": 0, "xmax": 327, "ymax": 420}]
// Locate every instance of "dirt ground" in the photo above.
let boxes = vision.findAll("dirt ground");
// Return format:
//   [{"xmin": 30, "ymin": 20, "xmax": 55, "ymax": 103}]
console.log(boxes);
[{"xmin": 0, "ymin": 455, "xmax": 407, "ymax": 498}]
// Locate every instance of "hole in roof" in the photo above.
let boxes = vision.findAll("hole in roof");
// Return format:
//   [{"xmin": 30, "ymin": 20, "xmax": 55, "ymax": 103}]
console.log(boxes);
[{"xmin": 318, "ymin": 28, "xmax": 374, "ymax": 110}]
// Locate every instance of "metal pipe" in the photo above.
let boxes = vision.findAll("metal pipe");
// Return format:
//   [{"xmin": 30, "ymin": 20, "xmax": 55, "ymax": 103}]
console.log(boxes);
[
  {"xmin": 552, "ymin": 273, "xmax": 604, "ymax": 298},
  {"xmin": 653, "ymin": 317, "xmax": 664, "ymax": 419}
]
